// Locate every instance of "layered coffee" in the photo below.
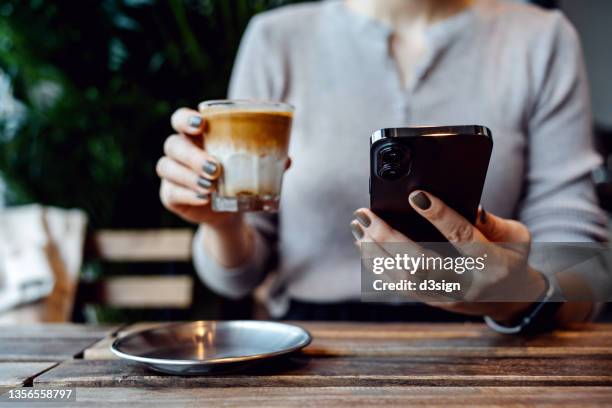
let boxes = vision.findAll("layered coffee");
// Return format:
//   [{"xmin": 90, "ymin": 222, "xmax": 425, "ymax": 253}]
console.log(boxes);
[{"xmin": 199, "ymin": 100, "xmax": 293, "ymax": 212}]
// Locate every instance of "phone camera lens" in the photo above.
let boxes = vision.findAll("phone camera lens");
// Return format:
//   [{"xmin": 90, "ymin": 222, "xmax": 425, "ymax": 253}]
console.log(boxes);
[
  {"xmin": 380, "ymin": 146, "xmax": 404, "ymax": 163},
  {"xmin": 379, "ymin": 163, "xmax": 403, "ymax": 180},
  {"xmin": 377, "ymin": 143, "xmax": 410, "ymax": 180}
]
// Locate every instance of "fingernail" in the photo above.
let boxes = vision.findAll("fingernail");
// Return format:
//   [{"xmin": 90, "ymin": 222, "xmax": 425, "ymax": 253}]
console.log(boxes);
[
  {"xmin": 196, "ymin": 193, "xmax": 209, "ymax": 200},
  {"xmin": 353, "ymin": 210, "xmax": 371, "ymax": 228},
  {"xmin": 410, "ymin": 192, "xmax": 431, "ymax": 210},
  {"xmin": 479, "ymin": 206, "xmax": 488, "ymax": 224},
  {"xmin": 350, "ymin": 221, "xmax": 364, "ymax": 240},
  {"xmin": 202, "ymin": 160, "xmax": 218, "ymax": 176},
  {"xmin": 197, "ymin": 177, "xmax": 212, "ymax": 189},
  {"xmin": 189, "ymin": 116, "xmax": 203, "ymax": 129}
]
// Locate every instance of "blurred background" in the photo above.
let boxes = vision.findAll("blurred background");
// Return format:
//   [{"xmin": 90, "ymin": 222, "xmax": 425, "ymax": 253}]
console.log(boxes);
[
  {"xmin": 0, "ymin": 0, "xmax": 610, "ymax": 323},
  {"xmin": 0, "ymin": 0, "xmax": 306, "ymax": 323},
  {"xmin": 0, "ymin": 0, "xmax": 306, "ymax": 228}
]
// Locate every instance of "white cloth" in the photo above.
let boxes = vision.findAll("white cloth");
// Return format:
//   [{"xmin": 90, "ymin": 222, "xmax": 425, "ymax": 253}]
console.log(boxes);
[{"xmin": 0, "ymin": 205, "xmax": 87, "ymax": 323}]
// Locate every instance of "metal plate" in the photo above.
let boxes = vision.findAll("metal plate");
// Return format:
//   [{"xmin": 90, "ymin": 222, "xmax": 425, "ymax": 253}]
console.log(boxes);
[{"xmin": 110, "ymin": 321, "xmax": 312, "ymax": 375}]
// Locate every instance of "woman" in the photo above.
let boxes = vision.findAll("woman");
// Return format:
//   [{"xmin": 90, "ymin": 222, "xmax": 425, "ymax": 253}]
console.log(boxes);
[{"xmin": 156, "ymin": 0, "xmax": 609, "ymax": 329}]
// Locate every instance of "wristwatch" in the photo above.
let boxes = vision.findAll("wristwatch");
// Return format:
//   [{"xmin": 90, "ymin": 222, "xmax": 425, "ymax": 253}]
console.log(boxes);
[{"xmin": 484, "ymin": 272, "xmax": 564, "ymax": 334}]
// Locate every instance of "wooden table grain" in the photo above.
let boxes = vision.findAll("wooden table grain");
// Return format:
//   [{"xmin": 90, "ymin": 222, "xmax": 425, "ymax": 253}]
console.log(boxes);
[
  {"xmin": 0, "ymin": 362, "xmax": 56, "ymax": 387},
  {"xmin": 2, "ymin": 322, "xmax": 612, "ymax": 407},
  {"xmin": 0, "ymin": 323, "xmax": 120, "ymax": 362},
  {"xmin": 14, "ymin": 387, "xmax": 612, "ymax": 408}
]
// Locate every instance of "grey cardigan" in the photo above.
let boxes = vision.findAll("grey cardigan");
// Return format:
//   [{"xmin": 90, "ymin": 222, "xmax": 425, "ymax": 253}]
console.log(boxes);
[{"xmin": 194, "ymin": 0, "xmax": 609, "ymax": 317}]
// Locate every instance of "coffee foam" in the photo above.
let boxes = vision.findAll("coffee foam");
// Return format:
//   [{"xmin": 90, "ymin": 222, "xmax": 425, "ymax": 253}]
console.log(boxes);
[{"xmin": 203, "ymin": 110, "xmax": 292, "ymax": 155}]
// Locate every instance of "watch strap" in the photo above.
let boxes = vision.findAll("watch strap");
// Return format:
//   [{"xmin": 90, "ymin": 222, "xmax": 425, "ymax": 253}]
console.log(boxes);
[{"xmin": 485, "ymin": 272, "xmax": 564, "ymax": 334}]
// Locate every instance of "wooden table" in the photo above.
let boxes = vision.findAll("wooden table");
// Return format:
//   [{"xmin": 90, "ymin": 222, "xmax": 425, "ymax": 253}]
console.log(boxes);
[{"xmin": 1, "ymin": 322, "xmax": 612, "ymax": 407}]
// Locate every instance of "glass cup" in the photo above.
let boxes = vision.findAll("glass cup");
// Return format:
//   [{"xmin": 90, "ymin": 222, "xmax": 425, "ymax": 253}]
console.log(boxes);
[{"xmin": 198, "ymin": 100, "xmax": 294, "ymax": 212}]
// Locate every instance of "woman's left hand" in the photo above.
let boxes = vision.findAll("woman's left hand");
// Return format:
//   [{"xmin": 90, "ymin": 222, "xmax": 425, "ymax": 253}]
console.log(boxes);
[{"xmin": 352, "ymin": 190, "xmax": 547, "ymax": 322}]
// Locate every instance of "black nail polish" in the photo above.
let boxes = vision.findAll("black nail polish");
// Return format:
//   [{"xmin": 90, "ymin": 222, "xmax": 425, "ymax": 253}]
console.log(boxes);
[
  {"xmin": 196, "ymin": 193, "xmax": 209, "ymax": 200},
  {"xmin": 354, "ymin": 210, "xmax": 371, "ymax": 228},
  {"xmin": 479, "ymin": 207, "xmax": 488, "ymax": 224},
  {"xmin": 411, "ymin": 192, "xmax": 431, "ymax": 210},
  {"xmin": 197, "ymin": 177, "xmax": 212, "ymax": 189},
  {"xmin": 202, "ymin": 160, "xmax": 218, "ymax": 176},
  {"xmin": 189, "ymin": 116, "xmax": 203, "ymax": 129},
  {"xmin": 350, "ymin": 221, "xmax": 364, "ymax": 240}
]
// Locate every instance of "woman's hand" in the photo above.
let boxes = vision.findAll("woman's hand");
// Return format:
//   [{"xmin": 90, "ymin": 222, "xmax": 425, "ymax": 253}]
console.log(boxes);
[
  {"xmin": 352, "ymin": 190, "xmax": 547, "ymax": 322},
  {"xmin": 157, "ymin": 107, "xmax": 292, "ymax": 268},
  {"xmin": 157, "ymin": 108, "xmax": 238, "ymax": 228}
]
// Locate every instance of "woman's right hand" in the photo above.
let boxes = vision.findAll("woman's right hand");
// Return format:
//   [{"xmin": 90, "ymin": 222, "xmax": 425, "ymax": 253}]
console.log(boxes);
[{"xmin": 156, "ymin": 108, "xmax": 236, "ymax": 228}]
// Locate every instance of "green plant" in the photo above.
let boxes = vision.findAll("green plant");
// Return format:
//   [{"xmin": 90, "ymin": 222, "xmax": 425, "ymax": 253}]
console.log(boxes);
[{"xmin": 0, "ymin": 0, "xmax": 302, "ymax": 228}]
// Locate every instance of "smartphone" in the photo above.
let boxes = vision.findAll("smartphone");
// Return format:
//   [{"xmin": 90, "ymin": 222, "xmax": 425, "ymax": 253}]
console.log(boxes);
[{"xmin": 369, "ymin": 125, "xmax": 493, "ymax": 242}]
